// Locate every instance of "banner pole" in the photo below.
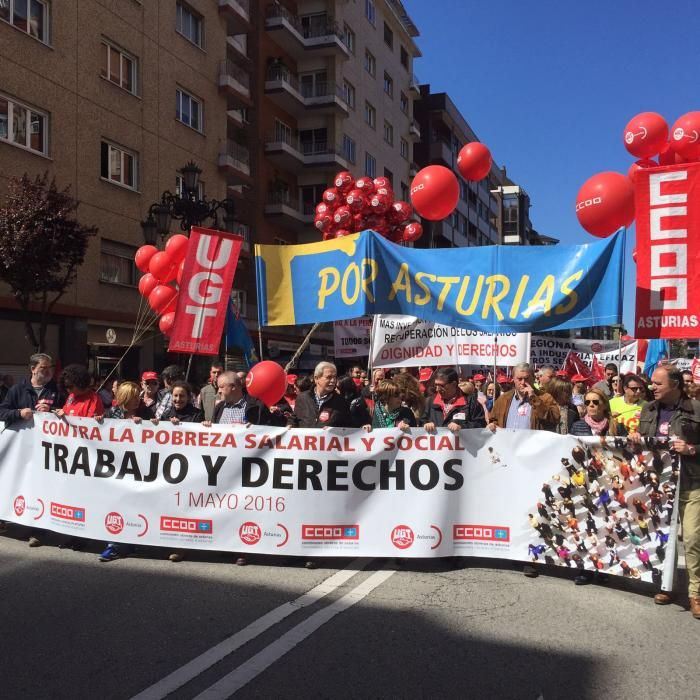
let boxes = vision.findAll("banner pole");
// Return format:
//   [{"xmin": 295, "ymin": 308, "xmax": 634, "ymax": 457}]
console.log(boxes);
[
  {"xmin": 661, "ymin": 453, "xmax": 682, "ymax": 592},
  {"xmin": 258, "ymin": 328, "xmax": 264, "ymax": 362},
  {"xmin": 185, "ymin": 353, "xmax": 193, "ymax": 381},
  {"xmin": 493, "ymin": 335, "xmax": 498, "ymax": 385},
  {"xmin": 367, "ymin": 315, "xmax": 377, "ymax": 378}
]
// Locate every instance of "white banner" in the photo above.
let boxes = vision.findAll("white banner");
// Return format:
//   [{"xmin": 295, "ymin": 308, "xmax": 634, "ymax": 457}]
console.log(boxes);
[
  {"xmin": 370, "ymin": 315, "xmax": 530, "ymax": 369},
  {"xmin": 333, "ymin": 318, "xmax": 372, "ymax": 358},
  {"xmin": 0, "ymin": 415, "xmax": 677, "ymax": 586},
  {"xmin": 530, "ymin": 336, "xmax": 638, "ymax": 373}
]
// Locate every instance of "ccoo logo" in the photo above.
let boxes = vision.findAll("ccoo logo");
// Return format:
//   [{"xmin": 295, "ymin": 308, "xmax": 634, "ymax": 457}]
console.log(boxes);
[
  {"xmin": 239, "ymin": 521, "xmax": 261, "ymax": 545},
  {"xmin": 391, "ymin": 525, "xmax": 414, "ymax": 550},
  {"xmin": 105, "ymin": 512, "xmax": 124, "ymax": 535},
  {"xmin": 50, "ymin": 502, "xmax": 85, "ymax": 522},
  {"xmin": 13, "ymin": 495, "xmax": 25, "ymax": 516}
]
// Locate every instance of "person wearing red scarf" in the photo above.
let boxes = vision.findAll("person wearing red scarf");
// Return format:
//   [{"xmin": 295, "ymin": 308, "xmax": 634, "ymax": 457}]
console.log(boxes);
[{"xmin": 421, "ymin": 367, "xmax": 485, "ymax": 434}]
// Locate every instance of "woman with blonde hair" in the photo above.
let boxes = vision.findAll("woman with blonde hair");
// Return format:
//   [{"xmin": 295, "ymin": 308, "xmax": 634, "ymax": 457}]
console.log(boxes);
[
  {"xmin": 391, "ymin": 371, "xmax": 425, "ymax": 423},
  {"xmin": 105, "ymin": 381, "xmax": 151, "ymax": 421},
  {"xmin": 363, "ymin": 379, "xmax": 416, "ymax": 430},
  {"xmin": 570, "ymin": 387, "xmax": 627, "ymax": 437}
]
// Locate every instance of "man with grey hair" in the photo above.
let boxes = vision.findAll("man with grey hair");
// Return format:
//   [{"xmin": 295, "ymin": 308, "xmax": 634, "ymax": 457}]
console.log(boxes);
[
  {"xmin": 537, "ymin": 365, "xmax": 556, "ymax": 390},
  {"xmin": 488, "ymin": 362, "xmax": 559, "ymax": 432},
  {"xmin": 289, "ymin": 361, "xmax": 351, "ymax": 428},
  {"xmin": 207, "ymin": 371, "xmax": 273, "ymax": 426}
]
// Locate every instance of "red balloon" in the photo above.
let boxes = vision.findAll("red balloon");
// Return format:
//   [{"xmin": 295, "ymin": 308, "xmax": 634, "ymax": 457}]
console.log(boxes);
[
  {"xmin": 165, "ymin": 234, "xmax": 190, "ymax": 265},
  {"xmin": 333, "ymin": 206, "xmax": 352, "ymax": 225},
  {"xmin": 400, "ymin": 222, "xmax": 423, "ymax": 242},
  {"xmin": 575, "ymin": 172, "xmax": 635, "ymax": 238},
  {"xmin": 670, "ymin": 111, "xmax": 700, "ymax": 160},
  {"xmin": 334, "ymin": 171, "xmax": 354, "ymax": 193},
  {"xmin": 623, "ymin": 112, "xmax": 669, "ymax": 158},
  {"xmin": 138, "ymin": 272, "xmax": 158, "ymax": 298},
  {"xmin": 355, "ymin": 177, "xmax": 376, "ymax": 196},
  {"xmin": 372, "ymin": 177, "xmax": 392, "ymax": 191},
  {"xmin": 316, "ymin": 202, "xmax": 332, "ymax": 216},
  {"xmin": 175, "ymin": 260, "xmax": 185, "ymax": 286},
  {"xmin": 159, "ymin": 312, "xmax": 176, "ymax": 336},
  {"xmin": 369, "ymin": 193, "xmax": 391, "ymax": 215},
  {"xmin": 390, "ymin": 200, "xmax": 413, "ymax": 223},
  {"xmin": 315, "ymin": 214, "xmax": 333, "ymax": 233},
  {"xmin": 345, "ymin": 189, "xmax": 366, "ymax": 213},
  {"xmin": 334, "ymin": 229, "xmax": 351, "ymax": 238},
  {"xmin": 351, "ymin": 213, "xmax": 366, "ymax": 231},
  {"xmin": 135, "ymin": 245, "xmax": 158, "ymax": 273},
  {"xmin": 457, "ymin": 142, "xmax": 492, "ymax": 181},
  {"xmin": 148, "ymin": 285, "xmax": 177, "ymax": 314},
  {"xmin": 322, "ymin": 187, "xmax": 341, "ymax": 207},
  {"xmin": 388, "ymin": 225, "xmax": 404, "ymax": 243},
  {"xmin": 410, "ymin": 165, "xmax": 459, "ymax": 221},
  {"xmin": 658, "ymin": 145, "xmax": 686, "ymax": 166},
  {"xmin": 149, "ymin": 251, "xmax": 178, "ymax": 283},
  {"xmin": 628, "ymin": 158, "xmax": 657, "ymax": 182},
  {"xmin": 246, "ymin": 361, "xmax": 287, "ymax": 408}
]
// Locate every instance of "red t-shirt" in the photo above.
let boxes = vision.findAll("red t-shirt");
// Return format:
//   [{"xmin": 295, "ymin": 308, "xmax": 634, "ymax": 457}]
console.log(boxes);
[{"xmin": 63, "ymin": 391, "xmax": 102, "ymax": 417}]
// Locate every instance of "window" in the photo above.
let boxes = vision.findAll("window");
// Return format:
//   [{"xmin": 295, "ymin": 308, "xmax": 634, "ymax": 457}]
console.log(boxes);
[
  {"xmin": 364, "ymin": 101, "xmax": 376, "ymax": 129},
  {"xmin": 364, "ymin": 49, "xmax": 376, "ymax": 77},
  {"xmin": 383, "ymin": 120, "xmax": 393, "ymax": 146},
  {"xmin": 100, "ymin": 141, "xmax": 138, "ymax": 189},
  {"xmin": 0, "ymin": 0, "xmax": 49, "ymax": 43},
  {"xmin": 175, "ymin": 174, "xmax": 204, "ymax": 200},
  {"xmin": 400, "ymin": 137, "xmax": 408, "ymax": 159},
  {"xmin": 0, "ymin": 93, "xmax": 47, "ymax": 155},
  {"xmin": 301, "ymin": 185, "xmax": 326, "ymax": 216},
  {"xmin": 400, "ymin": 92, "xmax": 408, "ymax": 114},
  {"xmin": 273, "ymin": 118, "xmax": 292, "ymax": 145},
  {"xmin": 176, "ymin": 1, "xmax": 202, "ymax": 47},
  {"xmin": 300, "ymin": 71, "xmax": 328, "ymax": 98},
  {"xmin": 365, "ymin": 0, "xmax": 376, "ymax": 26},
  {"xmin": 99, "ymin": 240, "xmax": 138, "ymax": 287},
  {"xmin": 343, "ymin": 23, "xmax": 355, "ymax": 53},
  {"xmin": 400, "ymin": 46, "xmax": 409, "ymax": 69},
  {"xmin": 342, "ymin": 80, "xmax": 356, "ymax": 109},
  {"xmin": 365, "ymin": 152, "xmax": 376, "ymax": 178},
  {"xmin": 231, "ymin": 289, "xmax": 247, "ymax": 317},
  {"xmin": 176, "ymin": 88, "xmax": 202, "ymax": 131},
  {"xmin": 300, "ymin": 128, "xmax": 328, "ymax": 155},
  {"xmin": 383, "ymin": 168, "xmax": 393, "ymax": 187},
  {"xmin": 101, "ymin": 41, "xmax": 137, "ymax": 94},
  {"xmin": 383, "ymin": 22, "xmax": 393, "ymax": 49},
  {"xmin": 342, "ymin": 134, "xmax": 356, "ymax": 164},
  {"xmin": 383, "ymin": 72, "xmax": 394, "ymax": 98},
  {"xmin": 401, "ymin": 181, "xmax": 409, "ymax": 201}
]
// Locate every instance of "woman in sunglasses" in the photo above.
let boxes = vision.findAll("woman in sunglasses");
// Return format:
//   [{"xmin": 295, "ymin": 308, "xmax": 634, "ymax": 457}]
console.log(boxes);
[{"xmin": 570, "ymin": 387, "xmax": 627, "ymax": 437}]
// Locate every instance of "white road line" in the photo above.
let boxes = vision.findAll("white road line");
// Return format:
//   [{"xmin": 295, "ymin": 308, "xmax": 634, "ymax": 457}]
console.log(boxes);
[
  {"xmin": 130, "ymin": 558, "xmax": 372, "ymax": 700},
  {"xmin": 194, "ymin": 567, "xmax": 397, "ymax": 699}
]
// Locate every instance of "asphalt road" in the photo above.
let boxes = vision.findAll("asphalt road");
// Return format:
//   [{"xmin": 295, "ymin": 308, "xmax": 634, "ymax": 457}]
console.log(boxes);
[{"xmin": 1, "ymin": 530, "xmax": 698, "ymax": 700}]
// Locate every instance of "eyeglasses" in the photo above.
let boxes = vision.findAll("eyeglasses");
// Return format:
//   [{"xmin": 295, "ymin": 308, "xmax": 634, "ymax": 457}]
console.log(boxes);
[
  {"xmin": 627, "ymin": 386, "xmax": 643, "ymax": 392},
  {"xmin": 144, "ymin": 380, "xmax": 158, "ymax": 385},
  {"xmin": 584, "ymin": 399, "xmax": 601, "ymax": 406}
]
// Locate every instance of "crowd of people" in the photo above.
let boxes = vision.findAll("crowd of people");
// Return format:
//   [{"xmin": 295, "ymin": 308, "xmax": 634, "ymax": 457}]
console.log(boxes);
[{"xmin": 0, "ymin": 352, "xmax": 698, "ymax": 618}]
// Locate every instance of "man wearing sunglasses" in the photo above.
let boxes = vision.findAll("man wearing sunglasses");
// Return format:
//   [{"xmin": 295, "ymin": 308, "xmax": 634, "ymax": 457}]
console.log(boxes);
[
  {"xmin": 629, "ymin": 365, "xmax": 700, "ymax": 618},
  {"xmin": 610, "ymin": 374, "xmax": 647, "ymax": 432}
]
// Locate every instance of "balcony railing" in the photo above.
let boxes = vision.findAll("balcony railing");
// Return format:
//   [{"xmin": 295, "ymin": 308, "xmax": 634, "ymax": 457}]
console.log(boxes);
[
  {"xmin": 220, "ymin": 60, "xmax": 250, "ymax": 90},
  {"xmin": 265, "ymin": 5, "xmax": 344, "ymax": 42},
  {"xmin": 266, "ymin": 131, "xmax": 349, "ymax": 161},
  {"xmin": 220, "ymin": 140, "xmax": 250, "ymax": 167},
  {"xmin": 265, "ymin": 66, "xmax": 344, "ymax": 101}
]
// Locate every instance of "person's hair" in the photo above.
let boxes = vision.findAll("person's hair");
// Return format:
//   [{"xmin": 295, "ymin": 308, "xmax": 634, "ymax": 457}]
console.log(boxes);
[
  {"xmin": 513, "ymin": 362, "xmax": 532, "ymax": 374},
  {"xmin": 170, "ymin": 380, "xmax": 192, "ymax": 398},
  {"xmin": 162, "ymin": 365, "xmax": 184, "ymax": 383},
  {"xmin": 296, "ymin": 375, "xmax": 313, "ymax": 393},
  {"xmin": 60, "ymin": 364, "xmax": 92, "ymax": 391},
  {"xmin": 682, "ymin": 369, "xmax": 693, "ymax": 379},
  {"xmin": 218, "ymin": 371, "xmax": 241, "ymax": 388},
  {"xmin": 458, "ymin": 379, "xmax": 476, "ymax": 395},
  {"xmin": 391, "ymin": 372, "xmax": 425, "ymax": 418},
  {"xmin": 539, "ymin": 365, "xmax": 555, "ymax": 374},
  {"xmin": 210, "ymin": 360, "xmax": 224, "ymax": 370},
  {"xmin": 375, "ymin": 378, "xmax": 400, "ymax": 402},
  {"xmin": 484, "ymin": 381, "xmax": 500, "ymax": 399},
  {"xmin": 29, "ymin": 353, "xmax": 52, "ymax": 370},
  {"xmin": 114, "ymin": 381, "xmax": 140, "ymax": 408},
  {"xmin": 622, "ymin": 373, "xmax": 644, "ymax": 390},
  {"xmin": 434, "ymin": 367, "xmax": 459, "ymax": 384},
  {"xmin": 655, "ymin": 365, "xmax": 686, "ymax": 397},
  {"xmin": 548, "ymin": 377, "xmax": 572, "ymax": 406},
  {"xmin": 337, "ymin": 375, "xmax": 360, "ymax": 400},
  {"xmin": 350, "ymin": 364, "xmax": 363, "ymax": 373},
  {"xmin": 314, "ymin": 361, "xmax": 336, "ymax": 379},
  {"xmin": 605, "ymin": 363, "xmax": 618, "ymax": 373},
  {"xmin": 583, "ymin": 387, "xmax": 616, "ymax": 427}
]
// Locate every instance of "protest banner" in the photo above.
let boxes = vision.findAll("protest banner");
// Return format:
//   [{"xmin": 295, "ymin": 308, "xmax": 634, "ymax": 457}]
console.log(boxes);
[
  {"xmin": 635, "ymin": 162, "xmax": 700, "ymax": 339},
  {"xmin": 333, "ymin": 317, "xmax": 373, "ymax": 358},
  {"xmin": 0, "ymin": 415, "xmax": 676, "ymax": 588},
  {"xmin": 255, "ymin": 230, "xmax": 625, "ymax": 333},
  {"xmin": 370, "ymin": 315, "xmax": 529, "ymax": 368},
  {"xmin": 530, "ymin": 335, "xmax": 638, "ymax": 373},
  {"xmin": 169, "ymin": 227, "xmax": 243, "ymax": 355}
]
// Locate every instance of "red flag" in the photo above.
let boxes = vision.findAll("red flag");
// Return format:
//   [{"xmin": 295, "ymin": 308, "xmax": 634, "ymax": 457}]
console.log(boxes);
[
  {"xmin": 168, "ymin": 227, "xmax": 243, "ymax": 356},
  {"xmin": 590, "ymin": 354, "xmax": 606, "ymax": 382},
  {"xmin": 562, "ymin": 351, "xmax": 593, "ymax": 384},
  {"xmin": 692, "ymin": 357, "xmax": 700, "ymax": 383}
]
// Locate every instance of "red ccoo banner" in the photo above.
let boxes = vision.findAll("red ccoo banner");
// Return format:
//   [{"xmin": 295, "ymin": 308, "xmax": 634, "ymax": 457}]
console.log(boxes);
[
  {"xmin": 169, "ymin": 227, "xmax": 243, "ymax": 355},
  {"xmin": 635, "ymin": 162, "xmax": 700, "ymax": 339}
]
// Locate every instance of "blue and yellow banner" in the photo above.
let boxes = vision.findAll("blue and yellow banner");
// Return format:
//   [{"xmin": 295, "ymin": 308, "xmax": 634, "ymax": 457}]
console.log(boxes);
[{"xmin": 255, "ymin": 230, "xmax": 625, "ymax": 333}]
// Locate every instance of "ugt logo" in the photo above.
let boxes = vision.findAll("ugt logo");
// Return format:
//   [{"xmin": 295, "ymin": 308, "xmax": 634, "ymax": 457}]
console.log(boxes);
[
  {"xmin": 391, "ymin": 525, "xmax": 414, "ymax": 550},
  {"xmin": 239, "ymin": 521, "xmax": 261, "ymax": 545},
  {"xmin": 13, "ymin": 495, "xmax": 26, "ymax": 517}
]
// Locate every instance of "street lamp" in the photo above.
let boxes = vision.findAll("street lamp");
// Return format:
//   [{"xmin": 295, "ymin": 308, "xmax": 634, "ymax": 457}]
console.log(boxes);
[{"xmin": 140, "ymin": 160, "xmax": 238, "ymax": 244}]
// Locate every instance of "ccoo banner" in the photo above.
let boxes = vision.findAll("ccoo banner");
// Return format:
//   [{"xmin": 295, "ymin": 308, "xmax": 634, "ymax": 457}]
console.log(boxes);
[
  {"xmin": 255, "ymin": 230, "xmax": 625, "ymax": 334},
  {"xmin": 0, "ymin": 415, "xmax": 677, "ymax": 588}
]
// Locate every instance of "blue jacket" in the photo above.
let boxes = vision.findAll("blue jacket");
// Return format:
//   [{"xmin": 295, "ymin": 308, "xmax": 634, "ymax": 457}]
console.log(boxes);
[{"xmin": 0, "ymin": 379, "xmax": 65, "ymax": 424}]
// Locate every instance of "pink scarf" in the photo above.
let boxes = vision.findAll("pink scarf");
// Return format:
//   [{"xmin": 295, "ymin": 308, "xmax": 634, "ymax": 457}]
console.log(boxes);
[{"xmin": 584, "ymin": 414, "xmax": 609, "ymax": 435}]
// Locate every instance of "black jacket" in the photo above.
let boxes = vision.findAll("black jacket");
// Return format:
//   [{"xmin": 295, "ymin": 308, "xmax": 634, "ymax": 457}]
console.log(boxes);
[
  {"xmin": 421, "ymin": 391, "xmax": 485, "ymax": 429},
  {"xmin": 212, "ymin": 395, "xmax": 281, "ymax": 426},
  {"xmin": 160, "ymin": 403, "xmax": 203, "ymax": 423},
  {"xmin": 289, "ymin": 390, "xmax": 352, "ymax": 428},
  {"xmin": 0, "ymin": 379, "xmax": 65, "ymax": 424},
  {"xmin": 570, "ymin": 419, "xmax": 628, "ymax": 437}
]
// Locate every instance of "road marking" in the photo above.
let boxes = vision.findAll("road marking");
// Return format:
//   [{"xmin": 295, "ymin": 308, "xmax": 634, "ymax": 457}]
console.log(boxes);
[
  {"xmin": 194, "ymin": 567, "xmax": 397, "ymax": 699},
  {"xmin": 130, "ymin": 558, "xmax": 372, "ymax": 700}
]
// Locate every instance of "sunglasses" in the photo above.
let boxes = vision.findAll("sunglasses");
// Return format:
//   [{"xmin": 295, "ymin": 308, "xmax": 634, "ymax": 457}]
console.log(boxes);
[
  {"xmin": 144, "ymin": 380, "xmax": 158, "ymax": 385},
  {"xmin": 627, "ymin": 386, "xmax": 643, "ymax": 392},
  {"xmin": 584, "ymin": 399, "xmax": 601, "ymax": 406}
]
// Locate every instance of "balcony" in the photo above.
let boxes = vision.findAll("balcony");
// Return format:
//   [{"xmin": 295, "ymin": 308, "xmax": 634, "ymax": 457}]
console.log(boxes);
[
  {"xmin": 230, "ymin": 222, "xmax": 252, "ymax": 253},
  {"xmin": 226, "ymin": 33, "xmax": 249, "ymax": 62},
  {"xmin": 430, "ymin": 139, "xmax": 454, "ymax": 166},
  {"xmin": 264, "ymin": 5, "xmax": 350, "ymax": 58},
  {"xmin": 264, "ymin": 132, "xmax": 350, "ymax": 172},
  {"xmin": 218, "ymin": 140, "xmax": 251, "ymax": 180},
  {"xmin": 218, "ymin": 0, "xmax": 250, "ymax": 34},
  {"xmin": 219, "ymin": 60, "xmax": 252, "ymax": 108},
  {"xmin": 409, "ymin": 72, "xmax": 421, "ymax": 94},
  {"xmin": 409, "ymin": 162, "xmax": 419, "ymax": 177},
  {"xmin": 409, "ymin": 119, "xmax": 421, "ymax": 139},
  {"xmin": 264, "ymin": 192, "xmax": 314, "ymax": 233},
  {"xmin": 264, "ymin": 66, "xmax": 349, "ymax": 117},
  {"xmin": 226, "ymin": 108, "xmax": 247, "ymax": 128}
]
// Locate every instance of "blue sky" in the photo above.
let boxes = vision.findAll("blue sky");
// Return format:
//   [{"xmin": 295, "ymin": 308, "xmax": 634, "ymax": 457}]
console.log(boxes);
[{"xmin": 403, "ymin": 0, "xmax": 698, "ymax": 333}]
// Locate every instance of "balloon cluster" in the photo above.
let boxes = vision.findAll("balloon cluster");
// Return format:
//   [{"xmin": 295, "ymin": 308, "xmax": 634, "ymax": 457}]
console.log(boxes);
[
  {"xmin": 134, "ymin": 234, "xmax": 190, "ymax": 336},
  {"xmin": 576, "ymin": 111, "xmax": 700, "ymax": 238},
  {"xmin": 314, "ymin": 171, "xmax": 423, "ymax": 243}
]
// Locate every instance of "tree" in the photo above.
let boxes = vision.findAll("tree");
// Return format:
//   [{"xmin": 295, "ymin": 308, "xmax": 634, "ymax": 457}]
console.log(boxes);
[{"xmin": 0, "ymin": 173, "xmax": 98, "ymax": 352}]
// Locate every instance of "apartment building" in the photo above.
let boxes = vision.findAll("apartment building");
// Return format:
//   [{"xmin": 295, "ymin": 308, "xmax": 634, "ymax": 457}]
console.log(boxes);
[{"xmin": 0, "ymin": 0, "xmax": 236, "ymax": 378}]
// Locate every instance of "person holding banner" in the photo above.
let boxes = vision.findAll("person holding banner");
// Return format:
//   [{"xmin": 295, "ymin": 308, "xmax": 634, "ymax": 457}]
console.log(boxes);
[
  {"xmin": 207, "ymin": 372, "xmax": 276, "ymax": 427},
  {"xmin": 630, "ymin": 365, "xmax": 700, "ymax": 617},
  {"xmin": 488, "ymin": 363, "xmax": 559, "ymax": 432},
  {"xmin": 570, "ymin": 389, "xmax": 627, "ymax": 437},
  {"xmin": 363, "ymin": 379, "xmax": 417, "ymax": 431},
  {"xmin": 157, "ymin": 382, "xmax": 203, "ymax": 425},
  {"xmin": 422, "ymin": 368, "xmax": 486, "ymax": 434},
  {"xmin": 290, "ymin": 362, "xmax": 351, "ymax": 429}
]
